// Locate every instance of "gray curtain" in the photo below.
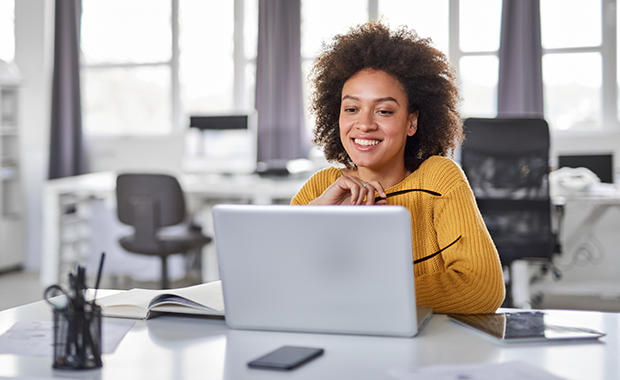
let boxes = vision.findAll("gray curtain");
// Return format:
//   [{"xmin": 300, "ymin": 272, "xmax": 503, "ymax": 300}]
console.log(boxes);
[
  {"xmin": 497, "ymin": 0, "xmax": 544, "ymax": 117},
  {"xmin": 49, "ymin": 0, "xmax": 86, "ymax": 179},
  {"xmin": 255, "ymin": 0, "xmax": 307, "ymax": 163}
]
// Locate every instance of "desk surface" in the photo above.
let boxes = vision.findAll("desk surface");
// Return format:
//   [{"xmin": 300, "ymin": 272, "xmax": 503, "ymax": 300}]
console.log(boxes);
[
  {"xmin": 1, "ymin": 297, "xmax": 618, "ymax": 380},
  {"xmin": 44, "ymin": 171, "xmax": 308, "ymax": 199}
]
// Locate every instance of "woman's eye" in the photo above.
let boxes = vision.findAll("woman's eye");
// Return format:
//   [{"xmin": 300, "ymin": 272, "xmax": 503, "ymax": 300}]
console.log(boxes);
[
  {"xmin": 377, "ymin": 110, "xmax": 393, "ymax": 115},
  {"xmin": 343, "ymin": 108, "xmax": 357, "ymax": 113}
]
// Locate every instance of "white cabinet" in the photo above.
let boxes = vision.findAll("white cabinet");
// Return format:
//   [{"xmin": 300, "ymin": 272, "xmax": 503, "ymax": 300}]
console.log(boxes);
[{"xmin": 0, "ymin": 60, "xmax": 23, "ymax": 272}]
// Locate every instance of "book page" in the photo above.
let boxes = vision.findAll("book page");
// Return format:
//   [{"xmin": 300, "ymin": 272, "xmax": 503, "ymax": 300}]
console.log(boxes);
[
  {"xmin": 150, "ymin": 281, "xmax": 224, "ymax": 313},
  {"xmin": 97, "ymin": 288, "xmax": 163, "ymax": 318},
  {"xmin": 97, "ymin": 281, "xmax": 224, "ymax": 319}
]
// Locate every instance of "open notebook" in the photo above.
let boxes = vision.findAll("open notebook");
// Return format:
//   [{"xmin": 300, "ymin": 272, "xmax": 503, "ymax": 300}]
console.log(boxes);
[{"xmin": 212, "ymin": 204, "xmax": 432, "ymax": 337}]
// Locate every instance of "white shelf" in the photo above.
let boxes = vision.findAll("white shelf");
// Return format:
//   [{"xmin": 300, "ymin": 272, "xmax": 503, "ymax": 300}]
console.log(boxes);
[
  {"xmin": 0, "ymin": 126, "xmax": 18, "ymax": 135},
  {"xmin": 0, "ymin": 82, "xmax": 23, "ymax": 271},
  {"xmin": 1, "ymin": 165, "xmax": 16, "ymax": 180}
]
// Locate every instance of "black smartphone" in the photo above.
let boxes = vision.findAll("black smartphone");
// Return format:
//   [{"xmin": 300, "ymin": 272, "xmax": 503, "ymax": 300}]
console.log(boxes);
[{"xmin": 247, "ymin": 346, "xmax": 324, "ymax": 371}]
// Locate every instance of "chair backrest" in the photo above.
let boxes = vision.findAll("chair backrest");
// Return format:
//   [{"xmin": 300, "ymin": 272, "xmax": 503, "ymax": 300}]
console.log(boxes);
[
  {"xmin": 116, "ymin": 173, "xmax": 186, "ymax": 230},
  {"xmin": 461, "ymin": 118, "xmax": 554, "ymax": 265}
]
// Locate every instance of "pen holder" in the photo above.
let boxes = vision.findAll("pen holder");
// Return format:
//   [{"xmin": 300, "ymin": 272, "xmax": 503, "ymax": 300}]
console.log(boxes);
[{"xmin": 52, "ymin": 303, "xmax": 103, "ymax": 370}]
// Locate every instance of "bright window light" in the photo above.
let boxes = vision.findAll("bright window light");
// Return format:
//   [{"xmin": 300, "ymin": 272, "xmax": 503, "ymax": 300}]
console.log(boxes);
[
  {"xmin": 81, "ymin": 0, "xmax": 171, "ymax": 64},
  {"xmin": 0, "ymin": 0, "xmax": 15, "ymax": 62},
  {"xmin": 179, "ymin": 0, "xmax": 235, "ymax": 115},
  {"xmin": 543, "ymin": 53, "xmax": 601, "ymax": 130},
  {"xmin": 378, "ymin": 0, "xmax": 449, "ymax": 55},
  {"xmin": 82, "ymin": 66, "xmax": 171, "ymax": 135},
  {"xmin": 459, "ymin": 0, "xmax": 502, "ymax": 52},
  {"xmin": 541, "ymin": 0, "xmax": 601, "ymax": 49},
  {"xmin": 301, "ymin": 0, "xmax": 367, "ymax": 59},
  {"xmin": 459, "ymin": 55, "xmax": 499, "ymax": 118}
]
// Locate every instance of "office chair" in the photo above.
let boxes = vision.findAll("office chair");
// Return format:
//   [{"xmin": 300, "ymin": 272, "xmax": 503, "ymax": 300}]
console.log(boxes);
[
  {"xmin": 461, "ymin": 118, "xmax": 562, "ymax": 307},
  {"xmin": 116, "ymin": 173, "xmax": 212, "ymax": 289}
]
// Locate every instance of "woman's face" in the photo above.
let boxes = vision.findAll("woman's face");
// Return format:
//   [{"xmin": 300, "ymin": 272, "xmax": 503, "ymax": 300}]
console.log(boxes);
[{"xmin": 339, "ymin": 69, "xmax": 418, "ymax": 173}]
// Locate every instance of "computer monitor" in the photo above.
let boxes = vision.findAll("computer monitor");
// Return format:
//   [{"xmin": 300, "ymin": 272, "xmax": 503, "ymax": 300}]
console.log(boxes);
[
  {"xmin": 558, "ymin": 154, "xmax": 614, "ymax": 183},
  {"xmin": 184, "ymin": 113, "xmax": 257, "ymax": 174},
  {"xmin": 189, "ymin": 115, "xmax": 249, "ymax": 130}
]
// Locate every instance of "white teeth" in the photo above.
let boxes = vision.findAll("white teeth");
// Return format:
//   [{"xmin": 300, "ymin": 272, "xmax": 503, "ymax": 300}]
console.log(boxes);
[{"xmin": 354, "ymin": 139, "xmax": 380, "ymax": 146}]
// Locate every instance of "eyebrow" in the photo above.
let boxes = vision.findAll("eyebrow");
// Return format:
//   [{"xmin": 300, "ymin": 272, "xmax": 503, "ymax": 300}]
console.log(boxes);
[{"xmin": 341, "ymin": 95, "xmax": 400, "ymax": 105}]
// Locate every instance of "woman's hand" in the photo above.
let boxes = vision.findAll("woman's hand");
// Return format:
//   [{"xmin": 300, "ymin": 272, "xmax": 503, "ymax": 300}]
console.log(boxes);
[{"xmin": 309, "ymin": 175, "xmax": 387, "ymax": 205}]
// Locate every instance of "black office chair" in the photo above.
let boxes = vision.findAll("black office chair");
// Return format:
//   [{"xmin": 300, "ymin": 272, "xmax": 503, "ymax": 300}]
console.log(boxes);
[
  {"xmin": 116, "ymin": 173, "xmax": 212, "ymax": 289},
  {"xmin": 461, "ymin": 118, "xmax": 562, "ymax": 307}
]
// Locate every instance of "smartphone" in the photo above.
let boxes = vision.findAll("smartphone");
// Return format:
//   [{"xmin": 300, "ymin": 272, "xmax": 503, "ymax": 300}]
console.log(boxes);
[{"xmin": 247, "ymin": 346, "xmax": 324, "ymax": 371}]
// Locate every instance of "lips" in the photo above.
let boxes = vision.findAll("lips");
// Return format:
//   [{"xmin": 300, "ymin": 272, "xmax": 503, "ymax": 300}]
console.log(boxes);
[{"xmin": 353, "ymin": 138, "xmax": 381, "ymax": 146}]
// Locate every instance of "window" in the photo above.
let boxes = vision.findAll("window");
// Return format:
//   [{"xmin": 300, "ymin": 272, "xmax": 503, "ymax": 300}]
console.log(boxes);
[
  {"xmin": 378, "ymin": 0, "xmax": 450, "ymax": 54},
  {"xmin": 0, "ymin": 0, "xmax": 15, "ymax": 63},
  {"xmin": 457, "ymin": 0, "xmax": 502, "ymax": 118},
  {"xmin": 80, "ymin": 0, "xmax": 258, "ymax": 135},
  {"xmin": 300, "ymin": 0, "xmax": 502, "ymax": 124},
  {"xmin": 300, "ymin": 0, "xmax": 368, "ymax": 129},
  {"xmin": 82, "ymin": 0, "xmax": 504, "ymax": 136},
  {"xmin": 541, "ymin": 0, "xmax": 605, "ymax": 131}
]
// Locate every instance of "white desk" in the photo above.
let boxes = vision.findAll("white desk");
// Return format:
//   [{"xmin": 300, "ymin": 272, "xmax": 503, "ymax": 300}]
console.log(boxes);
[
  {"xmin": 42, "ymin": 172, "xmax": 307, "ymax": 287},
  {"xmin": 559, "ymin": 195, "xmax": 620, "ymax": 258},
  {"xmin": 510, "ymin": 191, "xmax": 620, "ymax": 309},
  {"xmin": 0, "ymin": 298, "xmax": 618, "ymax": 379}
]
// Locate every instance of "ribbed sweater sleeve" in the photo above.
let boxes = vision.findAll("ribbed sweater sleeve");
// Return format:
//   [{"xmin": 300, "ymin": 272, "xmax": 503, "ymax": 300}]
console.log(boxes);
[
  {"xmin": 408, "ymin": 158, "xmax": 505, "ymax": 314},
  {"xmin": 290, "ymin": 157, "xmax": 505, "ymax": 314},
  {"xmin": 290, "ymin": 166, "xmax": 342, "ymax": 205}
]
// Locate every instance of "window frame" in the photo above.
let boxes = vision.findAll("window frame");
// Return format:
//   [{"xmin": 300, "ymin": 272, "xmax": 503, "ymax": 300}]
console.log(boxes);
[
  {"xmin": 300, "ymin": 0, "xmax": 501, "ymax": 122},
  {"xmin": 80, "ymin": 0, "xmax": 255, "ymax": 136},
  {"xmin": 448, "ymin": 0, "xmax": 500, "ymax": 119},
  {"xmin": 79, "ymin": 0, "xmax": 620, "ymax": 137},
  {"xmin": 542, "ymin": 0, "xmax": 618, "ymax": 134}
]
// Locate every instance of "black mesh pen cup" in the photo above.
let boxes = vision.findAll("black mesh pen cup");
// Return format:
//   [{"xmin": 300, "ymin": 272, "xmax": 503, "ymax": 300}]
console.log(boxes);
[{"xmin": 52, "ymin": 303, "xmax": 103, "ymax": 369}]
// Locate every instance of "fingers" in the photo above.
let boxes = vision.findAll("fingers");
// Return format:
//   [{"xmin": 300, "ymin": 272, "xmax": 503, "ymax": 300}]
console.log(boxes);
[
  {"xmin": 362, "ymin": 181, "xmax": 386, "ymax": 205},
  {"xmin": 347, "ymin": 178, "xmax": 385, "ymax": 206},
  {"xmin": 310, "ymin": 175, "xmax": 387, "ymax": 206}
]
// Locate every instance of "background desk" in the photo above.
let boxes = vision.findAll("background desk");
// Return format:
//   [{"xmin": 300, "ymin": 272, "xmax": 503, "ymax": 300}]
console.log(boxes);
[
  {"xmin": 42, "ymin": 172, "xmax": 307, "ymax": 287},
  {"xmin": 559, "ymin": 195, "xmax": 620, "ymax": 258},
  {"xmin": 510, "ymin": 192, "xmax": 620, "ymax": 309},
  {"xmin": 0, "ymin": 298, "xmax": 618, "ymax": 379},
  {"xmin": 526, "ymin": 192, "xmax": 620, "ymax": 311}
]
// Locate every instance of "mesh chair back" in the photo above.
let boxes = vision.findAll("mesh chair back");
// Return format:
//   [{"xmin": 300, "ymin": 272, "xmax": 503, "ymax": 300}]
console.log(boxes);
[{"xmin": 461, "ymin": 118, "xmax": 554, "ymax": 265}]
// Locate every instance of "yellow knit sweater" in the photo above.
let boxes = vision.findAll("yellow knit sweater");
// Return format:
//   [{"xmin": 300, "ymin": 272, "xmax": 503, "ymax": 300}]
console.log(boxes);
[{"xmin": 291, "ymin": 156, "xmax": 505, "ymax": 314}]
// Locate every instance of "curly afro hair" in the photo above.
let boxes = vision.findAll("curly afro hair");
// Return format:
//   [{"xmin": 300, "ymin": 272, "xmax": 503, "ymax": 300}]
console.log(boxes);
[{"xmin": 309, "ymin": 21, "xmax": 463, "ymax": 172}]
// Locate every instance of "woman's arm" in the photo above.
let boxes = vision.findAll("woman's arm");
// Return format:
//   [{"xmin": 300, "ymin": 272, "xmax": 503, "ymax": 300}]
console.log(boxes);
[{"xmin": 415, "ymin": 180, "xmax": 505, "ymax": 314}]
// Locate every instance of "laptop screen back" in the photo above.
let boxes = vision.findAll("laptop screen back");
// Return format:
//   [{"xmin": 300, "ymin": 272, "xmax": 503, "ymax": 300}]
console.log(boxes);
[{"xmin": 212, "ymin": 204, "xmax": 421, "ymax": 337}]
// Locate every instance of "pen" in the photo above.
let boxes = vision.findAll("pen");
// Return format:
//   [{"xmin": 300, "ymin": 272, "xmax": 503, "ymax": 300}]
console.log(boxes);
[{"xmin": 93, "ymin": 252, "xmax": 106, "ymax": 301}]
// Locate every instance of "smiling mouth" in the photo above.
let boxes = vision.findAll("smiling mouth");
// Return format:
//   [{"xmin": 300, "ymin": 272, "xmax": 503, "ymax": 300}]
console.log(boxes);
[{"xmin": 354, "ymin": 138, "xmax": 381, "ymax": 147}]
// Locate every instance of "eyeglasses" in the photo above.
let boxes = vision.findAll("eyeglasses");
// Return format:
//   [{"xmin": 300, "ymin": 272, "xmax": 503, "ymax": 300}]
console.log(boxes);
[
  {"xmin": 414, "ymin": 235, "xmax": 461, "ymax": 265},
  {"xmin": 372, "ymin": 188, "xmax": 461, "ymax": 265},
  {"xmin": 374, "ymin": 188, "xmax": 441, "ymax": 203}
]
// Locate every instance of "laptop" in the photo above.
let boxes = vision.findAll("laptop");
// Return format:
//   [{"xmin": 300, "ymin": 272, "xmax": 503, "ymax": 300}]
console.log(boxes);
[{"xmin": 212, "ymin": 204, "xmax": 432, "ymax": 337}]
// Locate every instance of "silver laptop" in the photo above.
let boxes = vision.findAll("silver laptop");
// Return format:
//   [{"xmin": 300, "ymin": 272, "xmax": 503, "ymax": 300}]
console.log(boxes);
[{"xmin": 212, "ymin": 204, "xmax": 432, "ymax": 337}]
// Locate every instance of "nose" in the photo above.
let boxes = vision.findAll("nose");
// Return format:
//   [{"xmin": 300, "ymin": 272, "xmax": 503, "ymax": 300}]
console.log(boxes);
[{"xmin": 357, "ymin": 110, "xmax": 377, "ymax": 132}]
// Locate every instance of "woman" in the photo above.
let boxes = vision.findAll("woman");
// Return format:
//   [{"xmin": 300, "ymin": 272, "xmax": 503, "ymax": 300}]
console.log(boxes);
[{"xmin": 291, "ymin": 22, "xmax": 505, "ymax": 314}]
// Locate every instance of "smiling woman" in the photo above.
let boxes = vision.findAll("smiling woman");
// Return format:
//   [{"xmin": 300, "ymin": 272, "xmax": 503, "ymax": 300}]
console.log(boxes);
[
  {"xmin": 291, "ymin": 22, "xmax": 505, "ymax": 314},
  {"xmin": 338, "ymin": 69, "xmax": 418, "ymax": 187}
]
